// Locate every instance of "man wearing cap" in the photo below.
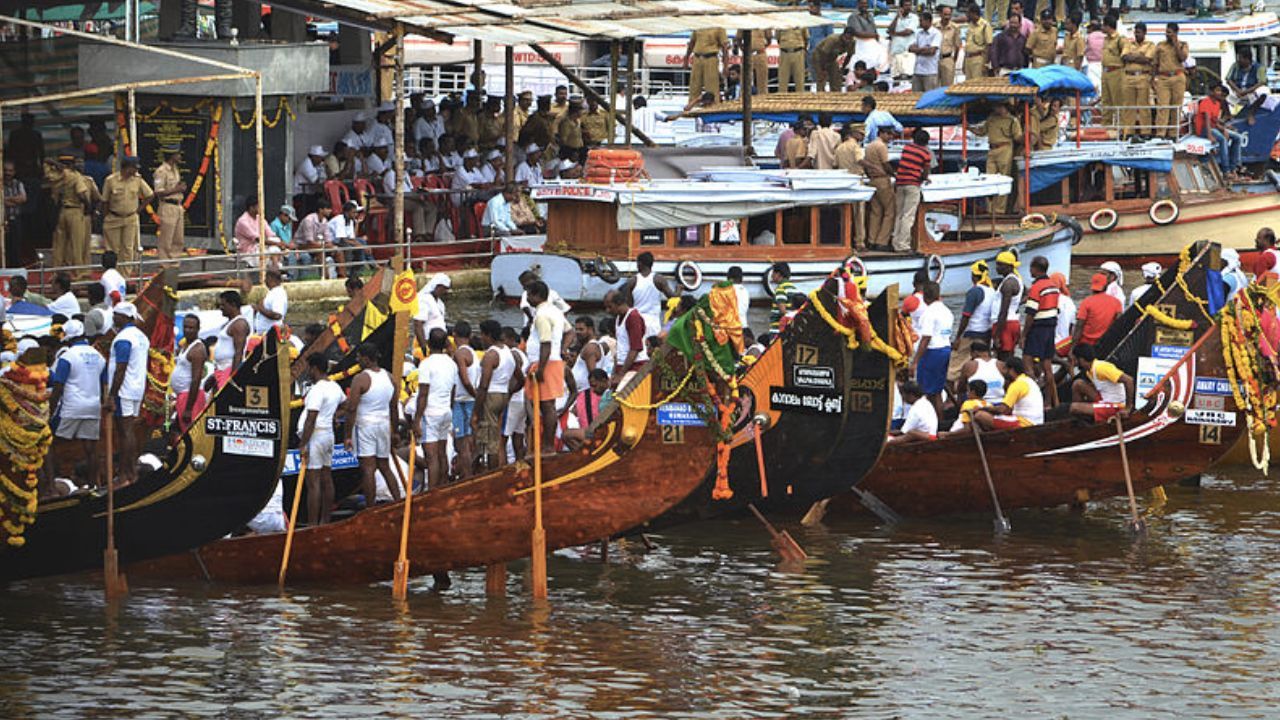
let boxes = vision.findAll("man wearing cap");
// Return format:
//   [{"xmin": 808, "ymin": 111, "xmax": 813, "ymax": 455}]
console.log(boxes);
[
  {"xmin": 1153, "ymin": 24, "xmax": 1189, "ymax": 140},
  {"xmin": 581, "ymin": 96, "xmax": 609, "ymax": 147},
  {"xmin": 978, "ymin": 103, "xmax": 1021, "ymax": 214},
  {"xmin": 1121, "ymin": 22, "xmax": 1156, "ymax": 139},
  {"xmin": 270, "ymin": 204, "xmax": 310, "ymax": 272},
  {"xmin": 1025, "ymin": 11, "xmax": 1058, "ymax": 68},
  {"xmin": 101, "ymin": 156, "xmax": 154, "ymax": 268},
  {"xmin": 963, "ymin": 4, "xmax": 993, "ymax": 80},
  {"xmin": 292, "ymin": 145, "xmax": 328, "ymax": 195},
  {"xmin": 990, "ymin": 251, "xmax": 1024, "ymax": 359},
  {"xmin": 557, "ymin": 99, "xmax": 586, "ymax": 162},
  {"xmin": 451, "ymin": 149, "xmax": 487, "ymax": 232},
  {"xmin": 50, "ymin": 152, "xmax": 96, "ymax": 271},
  {"xmin": 363, "ymin": 141, "xmax": 390, "ymax": 180},
  {"xmin": 342, "ymin": 112, "xmax": 374, "ymax": 151},
  {"xmin": 413, "ymin": 99, "xmax": 445, "ymax": 146},
  {"xmin": 48, "ymin": 318, "xmax": 106, "ymax": 489},
  {"xmin": 106, "ymin": 301, "xmax": 149, "ymax": 485},
  {"xmin": 449, "ymin": 93, "xmax": 482, "ymax": 146},
  {"xmin": 369, "ymin": 102, "xmax": 395, "ymax": 149},
  {"xmin": 1128, "ymin": 262, "xmax": 1162, "ymax": 309},
  {"xmin": 152, "ymin": 146, "xmax": 188, "ymax": 262},
  {"xmin": 685, "ymin": 28, "xmax": 730, "ymax": 103},
  {"xmin": 327, "ymin": 200, "xmax": 373, "ymax": 275},
  {"xmin": 519, "ymin": 96, "xmax": 557, "ymax": 154},
  {"xmin": 515, "ymin": 144, "xmax": 545, "ymax": 188},
  {"xmin": 1073, "ymin": 271, "xmax": 1123, "ymax": 349},
  {"xmin": 413, "ymin": 272, "xmax": 451, "ymax": 354},
  {"xmin": 478, "ymin": 97, "xmax": 504, "ymax": 152}
]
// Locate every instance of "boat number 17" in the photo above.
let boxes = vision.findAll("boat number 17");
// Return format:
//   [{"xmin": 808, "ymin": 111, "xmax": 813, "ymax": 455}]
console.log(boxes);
[{"xmin": 794, "ymin": 344, "xmax": 819, "ymax": 366}]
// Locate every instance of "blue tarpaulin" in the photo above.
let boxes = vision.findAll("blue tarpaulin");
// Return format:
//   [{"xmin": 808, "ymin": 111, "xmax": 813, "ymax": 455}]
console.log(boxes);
[
  {"xmin": 1028, "ymin": 155, "xmax": 1172, "ymax": 193},
  {"xmin": 1008, "ymin": 67, "xmax": 1098, "ymax": 99}
]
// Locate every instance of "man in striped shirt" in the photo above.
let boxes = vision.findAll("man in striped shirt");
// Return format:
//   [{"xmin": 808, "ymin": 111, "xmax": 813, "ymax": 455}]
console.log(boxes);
[
  {"xmin": 890, "ymin": 129, "xmax": 933, "ymax": 252},
  {"xmin": 1019, "ymin": 255, "xmax": 1060, "ymax": 407}
]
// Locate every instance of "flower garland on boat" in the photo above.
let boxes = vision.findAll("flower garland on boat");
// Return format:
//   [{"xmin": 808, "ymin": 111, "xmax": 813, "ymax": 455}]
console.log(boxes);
[
  {"xmin": 807, "ymin": 286, "xmax": 913, "ymax": 367},
  {"xmin": 0, "ymin": 358, "xmax": 52, "ymax": 547},
  {"xmin": 1220, "ymin": 284, "xmax": 1280, "ymax": 473}
]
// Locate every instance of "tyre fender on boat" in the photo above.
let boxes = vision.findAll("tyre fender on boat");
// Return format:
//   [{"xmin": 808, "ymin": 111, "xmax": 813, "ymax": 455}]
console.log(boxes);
[
  {"xmin": 589, "ymin": 256, "xmax": 620, "ymax": 284},
  {"xmin": 761, "ymin": 267, "xmax": 777, "ymax": 297},
  {"xmin": 675, "ymin": 260, "xmax": 703, "ymax": 291},
  {"xmin": 1149, "ymin": 199, "xmax": 1179, "ymax": 226},
  {"xmin": 1058, "ymin": 214, "xmax": 1085, "ymax": 245},
  {"xmin": 1089, "ymin": 207, "xmax": 1119, "ymax": 233},
  {"xmin": 924, "ymin": 254, "xmax": 945, "ymax": 284}
]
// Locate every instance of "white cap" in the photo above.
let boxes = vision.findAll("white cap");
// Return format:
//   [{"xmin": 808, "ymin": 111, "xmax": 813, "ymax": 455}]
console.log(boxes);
[
  {"xmin": 463, "ymin": 149, "xmax": 479, "ymax": 159},
  {"xmin": 378, "ymin": 101, "xmax": 395, "ymax": 113},
  {"xmin": 422, "ymin": 98, "xmax": 436, "ymax": 109},
  {"xmin": 486, "ymin": 149, "xmax": 502, "ymax": 160},
  {"xmin": 0, "ymin": 351, "xmax": 14, "ymax": 363},
  {"xmin": 496, "ymin": 137, "xmax": 506, "ymax": 147},
  {"xmin": 526, "ymin": 143, "xmax": 541, "ymax": 154},
  {"xmin": 353, "ymin": 111, "xmax": 369, "ymax": 123},
  {"xmin": 1099, "ymin": 261, "xmax": 1123, "ymax": 284},
  {"xmin": 559, "ymin": 159, "xmax": 577, "ymax": 171},
  {"xmin": 113, "ymin": 301, "xmax": 139, "ymax": 320},
  {"xmin": 308, "ymin": 145, "xmax": 327, "ymax": 157},
  {"xmin": 16, "ymin": 338, "xmax": 37, "ymax": 355},
  {"xmin": 1140, "ymin": 261, "xmax": 1162, "ymax": 279},
  {"xmin": 426, "ymin": 273, "xmax": 451, "ymax": 293},
  {"xmin": 62, "ymin": 319, "xmax": 84, "ymax": 339}
]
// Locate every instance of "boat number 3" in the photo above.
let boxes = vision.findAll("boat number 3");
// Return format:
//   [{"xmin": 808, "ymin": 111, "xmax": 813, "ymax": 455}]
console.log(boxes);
[
  {"xmin": 794, "ymin": 344, "xmax": 819, "ymax": 366},
  {"xmin": 661, "ymin": 425, "xmax": 685, "ymax": 444},
  {"xmin": 1199, "ymin": 424, "xmax": 1221, "ymax": 445},
  {"xmin": 848, "ymin": 391, "xmax": 873, "ymax": 413},
  {"xmin": 245, "ymin": 386, "xmax": 268, "ymax": 409}
]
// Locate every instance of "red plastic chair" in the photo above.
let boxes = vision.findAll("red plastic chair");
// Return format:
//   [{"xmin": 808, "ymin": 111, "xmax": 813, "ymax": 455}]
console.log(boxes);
[
  {"xmin": 470, "ymin": 201, "xmax": 487, "ymax": 239},
  {"xmin": 322, "ymin": 179, "xmax": 350, "ymax": 215}
]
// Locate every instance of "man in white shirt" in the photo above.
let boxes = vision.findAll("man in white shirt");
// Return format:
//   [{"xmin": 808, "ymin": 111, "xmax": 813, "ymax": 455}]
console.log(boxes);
[
  {"xmin": 911, "ymin": 280, "xmax": 954, "ymax": 418},
  {"xmin": 450, "ymin": 149, "xmax": 485, "ymax": 208},
  {"xmin": 909, "ymin": 11, "xmax": 942, "ymax": 92},
  {"xmin": 292, "ymin": 145, "xmax": 328, "ymax": 194},
  {"xmin": 480, "ymin": 150, "xmax": 503, "ymax": 186},
  {"xmin": 100, "ymin": 251, "xmax": 127, "ymax": 305},
  {"xmin": 341, "ymin": 112, "xmax": 374, "ymax": 152},
  {"xmin": 252, "ymin": 267, "xmax": 288, "ymax": 335},
  {"xmin": 889, "ymin": 380, "xmax": 938, "ymax": 443},
  {"xmin": 298, "ymin": 353, "xmax": 344, "ymax": 524},
  {"xmin": 887, "ymin": 0, "xmax": 920, "ymax": 79},
  {"xmin": 47, "ymin": 272, "xmax": 80, "ymax": 317},
  {"xmin": 413, "ymin": 100, "xmax": 445, "ymax": 146},
  {"xmin": 413, "ymin": 272, "xmax": 450, "ymax": 354},
  {"xmin": 439, "ymin": 136, "xmax": 463, "ymax": 171},
  {"xmin": 1128, "ymin": 262, "xmax": 1162, "ymax": 309},
  {"xmin": 326, "ymin": 200, "xmax": 373, "ymax": 274},
  {"xmin": 514, "ymin": 145, "xmax": 545, "ymax": 188},
  {"xmin": 413, "ymin": 327, "xmax": 459, "ymax": 488},
  {"xmin": 382, "ymin": 165, "xmax": 434, "ymax": 239},
  {"xmin": 364, "ymin": 142, "xmax": 389, "ymax": 179},
  {"xmin": 48, "ymin": 319, "xmax": 106, "ymax": 488},
  {"xmin": 527, "ymin": 280, "xmax": 567, "ymax": 457},
  {"xmin": 417, "ymin": 138, "xmax": 443, "ymax": 174},
  {"xmin": 727, "ymin": 265, "xmax": 751, "ymax": 333},
  {"xmin": 369, "ymin": 102, "xmax": 395, "ymax": 149},
  {"xmin": 481, "ymin": 185, "xmax": 522, "ymax": 236},
  {"xmin": 106, "ymin": 301, "xmax": 150, "ymax": 485}
]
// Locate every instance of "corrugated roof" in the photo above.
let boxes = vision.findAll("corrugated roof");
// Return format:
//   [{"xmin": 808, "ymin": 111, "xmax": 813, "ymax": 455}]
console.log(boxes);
[
  {"xmin": 687, "ymin": 92, "xmax": 961, "ymax": 121},
  {"xmin": 945, "ymin": 78, "xmax": 1039, "ymax": 97},
  {"xmin": 269, "ymin": 0, "xmax": 830, "ymax": 43}
]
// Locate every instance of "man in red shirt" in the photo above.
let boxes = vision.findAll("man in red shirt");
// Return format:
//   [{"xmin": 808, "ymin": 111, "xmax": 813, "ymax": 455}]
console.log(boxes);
[
  {"xmin": 1253, "ymin": 227, "xmax": 1279, "ymax": 282},
  {"xmin": 1072, "ymin": 272, "xmax": 1123, "ymax": 348},
  {"xmin": 1194, "ymin": 84, "xmax": 1245, "ymax": 177},
  {"xmin": 606, "ymin": 289, "xmax": 649, "ymax": 386},
  {"xmin": 1019, "ymin": 255, "xmax": 1060, "ymax": 407}
]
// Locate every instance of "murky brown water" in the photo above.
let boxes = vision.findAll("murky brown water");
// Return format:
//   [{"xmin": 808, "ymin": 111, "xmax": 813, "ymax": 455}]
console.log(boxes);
[{"xmin": 3, "ymin": 465, "xmax": 1279, "ymax": 718}]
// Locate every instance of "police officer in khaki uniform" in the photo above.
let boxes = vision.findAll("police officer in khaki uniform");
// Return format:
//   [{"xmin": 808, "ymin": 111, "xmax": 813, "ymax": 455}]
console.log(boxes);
[
  {"xmin": 448, "ymin": 93, "xmax": 482, "ymax": 145},
  {"xmin": 736, "ymin": 29, "xmax": 770, "ymax": 96},
  {"xmin": 557, "ymin": 99, "xmax": 586, "ymax": 161},
  {"xmin": 153, "ymin": 145, "xmax": 188, "ymax": 262},
  {"xmin": 685, "ymin": 28, "xmax": 729, "ymax": 103},
  {"xmin": 1121, "ymin": 22, "xmax": 1157, "ymax": 139},
  {"xmin": 813, "ymin": 29, "xmax": 856, "ymax": 92},
  {"xmin": 580, "ymin": 96, "xmax": 609, "ymax": 147},
  {"xmin": 1101, "ymin": 16, "xmax": 1125, "ymax": 127},
  {"xmin": 50, "ymin": 153, "xmax": 94, "ymax": 271},
  {"xmin": 1025, "ymin": 11, "xmax": 1058, "ymax": 68},
  {"xmin": 980, "ymin": 103, "xmax": 1022, "ymax": 214},
  {"xmin": 860, "ymin": 128, "xmax": 897, "ymax": 248},
  {"xmin": 1061, "ymin": 14, "xmax": 1085, "ymax": 70},
  {"xmin": 936, "ymin": 6, "xmax": 961, "ymax": 86},
  {"xmin": 101, "ymin": 156, "xmax": 153, "ymax": 267},
  {"xmin": 963, "ymin": 4, "xmax": 993, "ymax": 80},
  {"xmin": 1153, "ymin": 23, "xmax": 1189, "ymax": 139},
  {"xmin": 775, "ymin": 26, "xmax": 808, "ymax": 93},
  {"xmin": 477, "ymin": 97, "xmax": 504, "ymax": 151}
]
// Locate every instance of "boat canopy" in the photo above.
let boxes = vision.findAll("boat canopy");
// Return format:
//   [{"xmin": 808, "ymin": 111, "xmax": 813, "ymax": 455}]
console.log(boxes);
[
  {"xmin": 686, "ymin": 91, "xmax": 963, "ymax": 126},
  {"xmin": 916, "ymin": 68, "xmax": 1097, "ymax": 113},
  {"xmin": 1014, "ymin": 140, "xmax": 1174, "ymax": 193}
]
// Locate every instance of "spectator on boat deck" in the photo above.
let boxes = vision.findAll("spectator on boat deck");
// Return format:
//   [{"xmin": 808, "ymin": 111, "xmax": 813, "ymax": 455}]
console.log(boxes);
[
  {"xmin": 911, "ymin": 281, "xmax": 952, "ymax": 418},
  {"xmin": 1030, "ymin": 96, "xmax": 1061, "ymax": 150},
  {"xmin": 889, "ymin": 381, "xmax": 937, "ymax": 444},
  {"xmin": 774, "ymin": 122, "xmax": 796, "ymax": 167},
  {"xmin": 1069, "ymin": 343, "xmax": 1134, "ymax": 425},
  {"xmin": 1098, "ymin": 261, "xmax": 1126, "ymax": 305},
  {"xmin": 1226, "ymin": 46, "xmax": 1270, "ymax": 121},
  {"xmin": 252, "ymin": 267, "xmax": 288, "ymax": 336},
  {"xmin": 728, "ymin": 266, "xmax": 751, "ymax": 333},
  {"xmin": 527, "ymin": 281, "xmax": 568, "ymax": 456},
  {"xmin": 862, "ymin": 126, "xmax": 896, "ymax": 249},
  {"xmin": 978, "ymin": 103, "xmax": 1020, "ymax": 214},
  {"xmin": 1128, "ymin": 262, "xmax": 1162, "ymax": 309},
  {"xmin": 988, "ymin": 15, "xmax": 1027, "ymax": 76},
  {"xmin": 861, "ymin": 96, "xmax": 903, "ymax": 146},
  {"xmin": 812, "ymin": 27, "xmax": 855, "ymax": 93},
  {"xmin": 48, "ymin": 318, "xmax": 106, "ymax": 490},
  {"xmin": 1025, "ymin": 11, "xmax": 1057, "ymax": 68},
  {"xmin": 964, "ymin": 4, "xmax": 993, "ymax": 81},
  {"xmin": 891, "ymin": 129, "xmax": 933, "ymax": 253},
  {"xmin": 909, "ymin": 11, "xmax": 942, "ymax": 92},
  {"xmin": 107, "ymin": 301, "xmax": 149, "ymax": 486},
  {"xmin": 47, "ymin": 272, "xmax": 79, "ymax": 317},
  {"xmin": 1252, "ymin": 227, "xmax": 1279, "ymax": 282},
  {"xmin": 1195, "ymin": 84, "xmax": 1246, "ymax": 179},
  {"xmin": 783, "ymin": 121, "xmax": 812, "ymax": 169},
  {"xmin": 887, "ymin": 0, "xmax": 919, "ymax": 79},
  {"xmin": 345, "ymin": 341, "xmax": 402, "ymax": 506},
  {"xmin": 806, "ymin": 113, "xmax": 841, "ymax": 170},
  {"xmin": 1061, "ymin": 14, "xmax": 1085, "ymax": 72},
  {"xmin": 767, "ymin": 262, "xmax": 797, "ymax": 333},
  {"xmin": 622, "ymin": 251, "xmax": 674, "ymax": 337},
  {"xmin": 1020, "ymin": 255, "xmax": 1060, "ymax": 407},
  {"xmin": 972, "ymin": 355, "xmax": 1045, "ymax": 430},
  {"xmin": 299, "ymin": 353, "xmax": 343, "ymax": 525},
  {"xmin": 606, "ymin": 289, "xmax": 648, "ymax": 385}
]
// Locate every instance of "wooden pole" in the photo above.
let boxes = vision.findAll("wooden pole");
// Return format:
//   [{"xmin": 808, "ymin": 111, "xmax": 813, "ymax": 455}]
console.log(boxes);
[
  {"xmin": 504, "ymin": 45, "xmax": 515, "ymax": 182},
  {"xmin": 1075, "ymin": 89, "xmax": 1082, "ymax": 149},
  {"xmin": 961, "ymin": 106, "xmax": 967, "ymax": 165},
  {"xmin": 972, "ymin": 425, "xmax": 1011, "ymax": 534},
  {"xmin": 277, "ymin": 457, "xmax": 308, "ymax": 588},
  {"xmin": 753, "ymin": 420, "xmax": 768, "ymax": 498},
  {"xmin": 624, "ymin": 39, "xmax": 636, "ymax": 148},
  {"xmin": 1022, "ymin": 100, "xmax": 1031, "ymax": 215},
  {"xmin": 529, "ymin": 370, "xmax": 547, "ymax": 600},
  {"xmin": 393, "ymin": 24, "xmax": 406, "ymax": 258},
  {"xmin": 485, "ymin": 563, "xmax": 507, "ymax": 597},
  {"xmin": 0, "ymin": 73, "xmax": 254, "ymax": 110},
  {"xmin": 529, "ymin": 43, "xmax": 656, "ymax": 147},
  {"xmin": 473, "ymin": 39, "xmax": 483, "ymax": 100},
  {"xmin": 1, "ymin": 109, "xmax": 6, "ymax": 269},
  {"xmin": 392, "ymin": 431, "xmax": 416, "ymax": 600},
  {"xmin": 608, "ymin": 41, "xmax": 619, "ymax": 146},
  {"xmin": 742, "ymin": 30, "xmax": 754, "ymax": 158},
  {"xmin": 255, "ymin": 77, "xmax": 266, "ymax": 285}
]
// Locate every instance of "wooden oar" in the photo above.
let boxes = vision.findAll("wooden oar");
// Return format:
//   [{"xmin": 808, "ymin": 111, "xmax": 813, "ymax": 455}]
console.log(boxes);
[
  {"xmin": 747, "ymin": 503, "xmax": 807, "ymax": 563},
  {"xmin": 529, "ymin": 372, "xmax": 548, "ymax": 599},
  {"xmin": 800, "ymin": 499, "xmax": 830, "ymax": 527},
  {"xmin": 103, "ymin": 411, "xmax": 127, "ymax": 599},
  {"xmin": 752, "ymin": 420, "xmax": 768, "ymax": 499},
  {"xmin": 973, "ymin": 425, "xmax": 1011, "ymax": 534},
  {"xmin": 277, "ymin": 456, "xmax": 308, "ymax": 589},
  {"xmin": 1112, "ymin": 415, "xmax": 1146, "ymax": 533},
  {"xmin": 392, "ymin": 432, "xmax": 417, "ymax": 600},
  {"xmin": 852, "ymin": 487, "xmax": 901, "ymax": 525}
]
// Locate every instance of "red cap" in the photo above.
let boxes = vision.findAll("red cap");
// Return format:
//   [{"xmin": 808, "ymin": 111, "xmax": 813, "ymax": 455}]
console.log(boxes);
[{"xmin": 1090, "ymin": 272, "xmax": 1109, "ymax": 292}]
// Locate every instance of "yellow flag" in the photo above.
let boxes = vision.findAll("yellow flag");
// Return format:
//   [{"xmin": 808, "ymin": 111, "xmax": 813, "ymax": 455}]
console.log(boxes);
[{"xmin": 389, "ymin": 269, "xmax": 419, "ymax": 314}]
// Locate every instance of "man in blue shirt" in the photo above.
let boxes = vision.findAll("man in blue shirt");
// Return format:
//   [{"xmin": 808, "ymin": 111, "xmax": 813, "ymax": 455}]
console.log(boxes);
[
  {"xmin": 269, "ymin": 204, "xmax": 310, "ymax": 275},
  {"xmin": 861, "ymin": 95, "xmax": 904, "ymax": 144}
]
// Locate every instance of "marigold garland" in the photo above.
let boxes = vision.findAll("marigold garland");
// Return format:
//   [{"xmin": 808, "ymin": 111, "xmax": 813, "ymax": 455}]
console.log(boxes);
[
  {"xmin": 231, "ymin": 97, "xmax": 295, "ymax": 130},
  {"xmin": 0, "ymin": 360, "xmax": 52, "ymax": 547},
  {"xmin": 1220, "ymin": 286, "xmax": 1280, "ymax": 473},
  {"xmin": 808, "ymin": 288, "xmax": 911, "ymax": 367}
]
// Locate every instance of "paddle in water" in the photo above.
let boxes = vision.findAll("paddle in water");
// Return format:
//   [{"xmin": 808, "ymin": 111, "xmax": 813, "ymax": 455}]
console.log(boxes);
[{"xmin": 973, "ymin": 425, "xmax": 1011, "ymax": 534}]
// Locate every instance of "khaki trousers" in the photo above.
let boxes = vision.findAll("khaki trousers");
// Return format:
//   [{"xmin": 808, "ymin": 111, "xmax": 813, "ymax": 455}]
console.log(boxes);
[
  {"xmin": 939, "ymin": 56, "xmax": 956, "ymax": 86},
  {"xmin": 986, "ymin": 146, "xmax": 1014, "ymax": 214},
  {"xmin": 1153, "ymin": 74, "xmax": 1186, "ymax": 138},
  {"xmin": 852, "ymin": 201, "xmax": 867, "ymax": 248},
  {"xmin": 157, "ymin": 203, "xmax": 186, "ymax": 260},
  {"xmin": 52, "ymin": 208, "xmax": 90, "ymax": 269},
  {"xmin": 891, "ymin": 184, "xmax": 922, "ymax": 252},
  {"xmin": 815, "ymin": 59, "xmax": 844, "ymax": 92},
  {"xmin": 867, "ymin": 177, "xmax": 895, "ymax": 248},
  {"xmin": 689, "ymin": 55, "xmax": 720, "ymax": 101},
  {"xmin": 778, "ymin": 49, "xmax": 806, "ymax": 92},
  {"xmin": 1122, "ymin": 73, "xmax": 1153, "ymax": 137},
  {"xmin": 963, "ymin": 55, "xmax": 987, "ymax": 80},
  {"xmin": 1101, "ymin": 68, "xmax": 1123, "ymax": 127},
  {"xmin": 102, "ymin": 215, "xmax": 140, "ymax": 267},
  {"xmin": 476, "ymin": 392, "xmax": 510, "ymax": 461},
  {"xmin": 751, "ymin": 54, "xmax": 768, "ymax": 95}
]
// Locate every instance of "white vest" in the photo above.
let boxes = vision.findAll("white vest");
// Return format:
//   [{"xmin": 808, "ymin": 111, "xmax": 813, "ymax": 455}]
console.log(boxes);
[{"xmin": 109, "ymin": 324, "xmax": 150, "ymax": 402}]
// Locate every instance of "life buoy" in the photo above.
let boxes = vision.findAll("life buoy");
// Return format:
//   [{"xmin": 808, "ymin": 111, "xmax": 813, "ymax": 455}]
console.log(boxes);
[
  {"xmin": 592, "ymin": 256, "xmax": 620, "ymax": 284},
  {"xmin": 1059, "ymin": 215, "xmax": 1085, "ymax": 245},
  {"xmin": 761, "ymin": 268, "xmax": 777, "ymax": 297},
  {"xmin": 843, "ymin": 255, "xmax": 868, "ymax": 281},
  {"xmin": 1089, "ymin": 207, "xmax": 1119, "ymax": 233},
  {"xmin": 1020, "ymin": 213, "xmax": 1049, "ymax": 229},
  {"xmin": 1149, "ymin": 199, "xmax": 1179, "ymax": 226},
  {"xmin": 675, "ymin": 260, "xmax": 703, "ymax": 291},
  {"xmin": 925, "ymin": 254, "xmax": 945, "ymax": 284}
]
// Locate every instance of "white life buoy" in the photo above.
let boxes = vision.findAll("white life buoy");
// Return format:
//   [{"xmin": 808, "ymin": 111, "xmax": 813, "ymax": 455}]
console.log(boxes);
[
  {"xmin": 925, "ymin": 254, "xmax": 945, "ymax": 284},
  {"xmin": 1089, "ymin": 207, "xmax": 1119, "ymax": 233},
  {"xmin": 1020, "ymin": 213, "xmax": 1049, "ymax": 228},
  {"xmin": 675, "ymin": 260, "xmax": 702, "ymax": 292},
  {"xmin": 1149, "ymin": 199, "xmax": 1179, "ymax": 226}
]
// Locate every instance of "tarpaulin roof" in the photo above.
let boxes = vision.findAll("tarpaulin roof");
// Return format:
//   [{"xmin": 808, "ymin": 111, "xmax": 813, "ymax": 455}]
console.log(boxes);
[
  {"xmin": 917, "ymin": 69, "xmax": 1096, "ymax": 111},
  {"xmin": 687, "ymin": 91, "xmax": 963, "ymax": 126},
  {"xmin": 267, "ymin": 0, "xmax": 831, "ymax": 43}
]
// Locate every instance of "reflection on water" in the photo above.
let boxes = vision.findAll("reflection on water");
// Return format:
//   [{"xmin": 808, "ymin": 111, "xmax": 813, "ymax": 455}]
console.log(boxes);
[{"xmin": 4, "ymin": 467, "xmax": 1280, "ymax": 717}]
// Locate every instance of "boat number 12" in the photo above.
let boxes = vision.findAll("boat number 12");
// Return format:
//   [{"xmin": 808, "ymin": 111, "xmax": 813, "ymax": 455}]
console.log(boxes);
[
  {"xmin": 794, "ymin": 344, "xmax": 819, "ymax": 366},
  {"xmin": 661, "ymin": 425, "xmax": 685, "ymax": 444}
]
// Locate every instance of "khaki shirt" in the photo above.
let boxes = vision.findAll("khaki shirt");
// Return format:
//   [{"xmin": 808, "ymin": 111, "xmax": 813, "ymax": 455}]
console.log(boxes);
[
  {"xmin": 153, "ymin": 161, "xmax": 182, "ymax": 197},
  {"xmin": 861, "ymin": 139, "xmax": 892, "ymax": 179},
  {"xmin": 982, "ymin": 115, "xmax": 1023, "ymax": 148},
  {"xmin": 519, "ymin": 111, "xmax": 556, "ymax": 148},
  {"xmin": 1061, "ymin": 30, "xmax": 1085, "ymax": 68},
  {"xmin": 1035, "ymin": 108, "xmax": 1059, "ymax": 149},
  {"xmin": 449, "ymin": 107, "xmax": 480, "ymax": 143},
  {"xmin": 964, "ymin": 18, "xmax": 993, "ymax": 57},
  {"xmin": 54, "ymin": 170, "xmax": 94, "ymax": 209},
  {"xmin": 101, "ymin": 172, "xmax": 152, "ymax": 219},
  {"xmin": 692, "ymin": 28, "xmax": 729, "ymax": 55},
  {"xmin": 1155, "ymin": 40, "xmax": 1188, "ymax": 73},
  {"xmin": 738, "ymin": 29, "xmax": 767, "ymax": 53},
  {"xmin": 581, "ymin": 109, "xmax": 609, "ymax": 145},
  {"xmin": 814, "ymin": 33, "xmax": 855, "ymax": 64},
  {"xmin": 776, "ymin": 27, "xmax": 808, "ymax": 50},
  {"xmin": 1102, "ymin": 33, "xmax": 1124, "ymax": 68},
  {"xmin": 557, "ymin": 115, "xmax": 584, "ymax": 149},
  {"xmin": 1121, "ymin": 38, "xmax": 1156, "ymax": 73},
  {"xmin": 478, "ymin": 113, "xmax": 504, "ymax": 148},
  {"xmin": 550, "ymin": 100, "xmax": 570, "ymax": 119},
  {"xmin": 785, "ymin": 135, "xmax": 808, "ymax": 168},
  {"xmin": 938, "ymin": 22, "xmax": 961, "ymax": 59},
  {"xmin": 1026, "ymin": 26, "xmax": 1057, "ymax": 62},
  {"xmin": 834, "ymin": 138, "xmax": 865, "ymax": 173},
  {"xmin": 806, "ymin": 126, "xmax": 842, "ymax": 170}
]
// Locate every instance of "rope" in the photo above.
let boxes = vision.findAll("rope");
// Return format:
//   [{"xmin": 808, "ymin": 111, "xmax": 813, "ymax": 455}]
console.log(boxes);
[{"xmin": 613, "ymin": 364, "xmax": 696, "ymax": 411}]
